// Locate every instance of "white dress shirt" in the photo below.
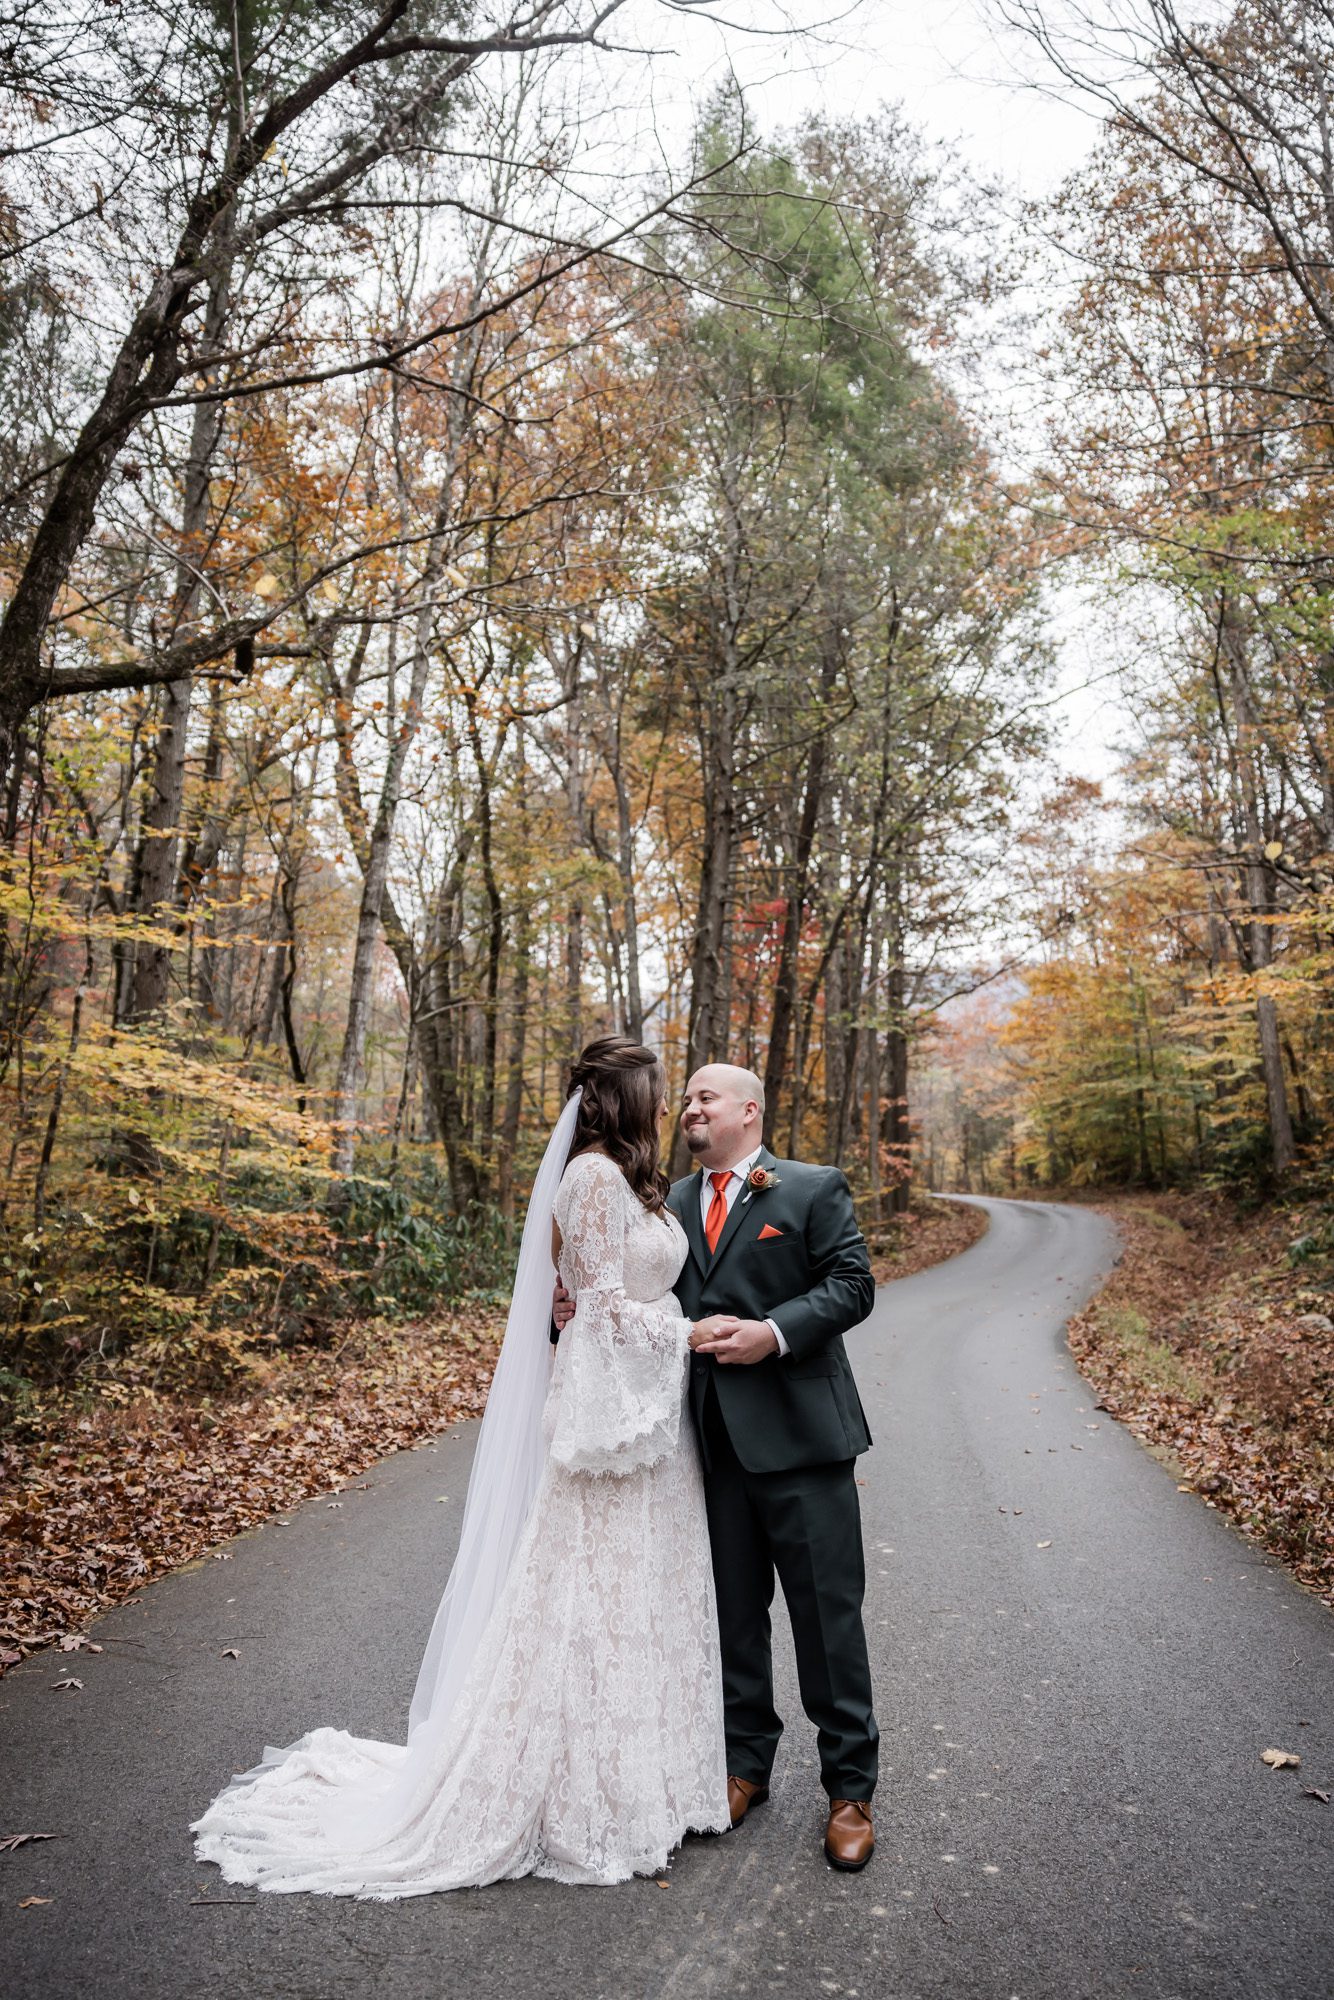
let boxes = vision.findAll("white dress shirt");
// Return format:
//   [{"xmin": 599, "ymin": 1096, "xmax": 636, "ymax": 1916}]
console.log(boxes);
[{"xmin": 696, "ymin": 1144, "xmax": 789, "ymax": 1357}]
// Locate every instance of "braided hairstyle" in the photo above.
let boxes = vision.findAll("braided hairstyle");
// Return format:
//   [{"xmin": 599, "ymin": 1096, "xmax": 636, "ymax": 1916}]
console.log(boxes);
[{"xmin": 567, "ymin": 1036, "xmax": 669, "ymax": 1213}]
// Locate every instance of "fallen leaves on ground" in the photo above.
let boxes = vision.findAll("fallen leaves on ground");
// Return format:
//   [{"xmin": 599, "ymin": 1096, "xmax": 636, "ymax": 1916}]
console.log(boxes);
[
  {"xmin": 0, "ymin": 1833, "xmax": 56, "ymax": 1852},
  {"xmin": 1065, "ymin": 1189, "xmax": 1333, "ymax": 1608},
  {"xmin": 0, "ymin": 1306, "xmax": 502, "ymax": 1670},
  {"xmin": 1261, "ymin": 1748, "xmax": 1302, "ymax": 1769}
]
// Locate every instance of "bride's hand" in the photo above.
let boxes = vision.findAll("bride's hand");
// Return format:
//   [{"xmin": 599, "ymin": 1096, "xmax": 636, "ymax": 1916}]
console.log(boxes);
[{"xmin": 688, "ymin": 1314, "xmax": 740, "ymax": 1349}]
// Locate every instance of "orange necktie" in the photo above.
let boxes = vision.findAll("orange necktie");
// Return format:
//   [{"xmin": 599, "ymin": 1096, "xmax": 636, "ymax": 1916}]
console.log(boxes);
[{"xmin": 704, "ymin": 1170, "xmax": 731, "ymax": 1254}]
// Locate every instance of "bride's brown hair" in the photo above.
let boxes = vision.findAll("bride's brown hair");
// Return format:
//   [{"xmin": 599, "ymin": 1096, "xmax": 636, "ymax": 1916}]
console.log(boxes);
[{"xmin": 567, "ymin": 1036, "xmax": 669, "ymax": 1213}]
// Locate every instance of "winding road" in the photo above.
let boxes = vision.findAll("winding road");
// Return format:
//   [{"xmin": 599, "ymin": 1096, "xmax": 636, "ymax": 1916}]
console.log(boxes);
[{"xmin": 3, "ymin": 1195, "xmax": 1331, "ymax": 2000}]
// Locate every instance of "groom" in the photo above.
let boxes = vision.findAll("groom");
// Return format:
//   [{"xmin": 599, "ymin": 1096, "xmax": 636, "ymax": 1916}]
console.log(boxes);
[{"xmin": 670, "ymin": 1063, "xmax": 878, "ymax": 1871}]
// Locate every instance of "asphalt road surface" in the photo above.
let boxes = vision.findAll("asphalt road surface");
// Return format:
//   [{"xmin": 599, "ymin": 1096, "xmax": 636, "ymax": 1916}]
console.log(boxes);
[{"xmin": 3, "ymin": 1195, "xmax": 1332, "ymax": 2000}]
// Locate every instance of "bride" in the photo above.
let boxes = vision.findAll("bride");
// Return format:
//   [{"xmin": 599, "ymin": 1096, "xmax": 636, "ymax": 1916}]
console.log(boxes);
[{"xmin": 192, "ymin": 1037, "xmax": 732, "ymax": 1894}]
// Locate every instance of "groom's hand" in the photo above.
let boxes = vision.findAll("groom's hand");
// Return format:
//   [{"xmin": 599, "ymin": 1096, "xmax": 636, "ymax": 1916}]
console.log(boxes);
[
  {"xmin": 552, "ymin": 1282, "xmax": 575, "ymax": 1329},
  {"xmin": 690, "ymin": 1317, "xmax": 779, "ymax": 1365}
]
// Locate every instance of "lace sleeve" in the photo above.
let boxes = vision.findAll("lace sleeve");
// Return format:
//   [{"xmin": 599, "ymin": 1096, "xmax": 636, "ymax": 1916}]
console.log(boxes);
[{"xmin": 544, "ymin": 1155, "xmax": 693, "ymax": 1477}]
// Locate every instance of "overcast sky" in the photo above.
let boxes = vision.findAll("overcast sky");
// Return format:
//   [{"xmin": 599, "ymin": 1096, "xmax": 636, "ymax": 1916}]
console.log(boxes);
[
  {"xmin": 599, "ymin": 0, "xmax": 1129, "ymax": 791},
  {"xmin": 641, "ymin": 0, "xmax": 1097, "ymax": 197}
]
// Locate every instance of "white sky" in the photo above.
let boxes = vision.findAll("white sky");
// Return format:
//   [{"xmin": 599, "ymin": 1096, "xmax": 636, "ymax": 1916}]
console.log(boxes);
[
  {"xmin": 555, "ymin": 1, "xmax": 1124, "ymax": 790},
  {"xmin": 622, "ymin": 0, "xmax": 1126, "ymax": 790},
  {"xmin": 636, "ymin": 0, "xmax": 1096, "ymax": 193}
]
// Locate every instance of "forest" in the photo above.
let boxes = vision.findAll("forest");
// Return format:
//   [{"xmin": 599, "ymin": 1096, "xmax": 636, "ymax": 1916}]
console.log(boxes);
[
  {"xmin": 4, "ymin": 0, "xmax": 1334, "ymax": 1417},
  {"xmin": 920, "ymin": 1, "xmax": 1334, "ymax": 1215}
]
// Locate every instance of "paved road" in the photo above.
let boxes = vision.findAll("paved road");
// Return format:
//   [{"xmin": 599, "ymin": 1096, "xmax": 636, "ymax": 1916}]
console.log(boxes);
[{"xmin": 3, "ymin": 1195, "xmax": 1332, "ymax": 2000}]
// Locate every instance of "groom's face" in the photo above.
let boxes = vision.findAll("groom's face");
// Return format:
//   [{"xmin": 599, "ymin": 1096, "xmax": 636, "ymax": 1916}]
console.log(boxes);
[{"xmin": 681, "ymin": 1066, "xmax": 760, "ymax": 1167}]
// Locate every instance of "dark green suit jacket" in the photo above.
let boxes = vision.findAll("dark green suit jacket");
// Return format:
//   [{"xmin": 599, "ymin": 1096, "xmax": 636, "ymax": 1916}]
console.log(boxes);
[{"xmin": 667, "ymin": 1147, "xmax": 874, "ymax": 1475}]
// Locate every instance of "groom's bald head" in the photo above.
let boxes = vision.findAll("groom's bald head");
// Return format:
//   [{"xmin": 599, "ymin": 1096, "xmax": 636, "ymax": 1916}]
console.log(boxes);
[{"xmin": 681, "ymin": 1062, "xmax": 765, "ymax": 1168}]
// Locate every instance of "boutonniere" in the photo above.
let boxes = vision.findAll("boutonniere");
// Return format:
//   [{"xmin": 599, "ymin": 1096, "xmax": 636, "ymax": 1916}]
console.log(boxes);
[{"xmin": 745, "ymin": 1165, "xmax": 780, "ymax": 1194}]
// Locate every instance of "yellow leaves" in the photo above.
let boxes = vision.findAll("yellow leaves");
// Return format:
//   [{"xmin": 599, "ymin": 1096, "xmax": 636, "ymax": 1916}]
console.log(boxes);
[
  {"xmin": 319, "ymin": 577, "xmax": 340, "ymax": 602},
  {"xmin": 47, "ymin": 1023, "xmax": 331, "ymax": 1167},
  {"xmin": 252, "ymin": 573, "xmax": 281, "ymax": 599},
  {"xmin": 1264, "ymin": 840, "xmax": 1283, "ymax": 862},
  {"xmin": 1260, "ymin": 1748, "xmax": 1301, "ymax": 1769},
  {"xmin": 444, "ymin": 565, "xmax": 468, "ymax": 589}
]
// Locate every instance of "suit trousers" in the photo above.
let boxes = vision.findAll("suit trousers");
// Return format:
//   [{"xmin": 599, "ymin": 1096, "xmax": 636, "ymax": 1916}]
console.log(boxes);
[{"xmin": 701, "ymin": 1379, "xmax": 878, "ymax": 1800}]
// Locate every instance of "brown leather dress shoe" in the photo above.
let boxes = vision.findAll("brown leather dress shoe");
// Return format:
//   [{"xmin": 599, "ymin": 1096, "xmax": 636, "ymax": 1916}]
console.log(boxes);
[
  {"xmin": 727, "ymin": 1776, "xmax": 770, "ymax": 1827},
  {"xmin": 824, "ymin": 1798, "xmax": 875, "ymax": 1870}
]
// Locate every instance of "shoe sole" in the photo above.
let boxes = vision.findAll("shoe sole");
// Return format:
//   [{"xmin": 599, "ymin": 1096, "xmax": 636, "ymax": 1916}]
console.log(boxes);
[
  {"xmin": 729, "ymin": 1786, "xmax": 770, "ymax": 1829},
  {"xmin": 824, "ymin": 1843, "xmax": 874, "ymax": 1871}
]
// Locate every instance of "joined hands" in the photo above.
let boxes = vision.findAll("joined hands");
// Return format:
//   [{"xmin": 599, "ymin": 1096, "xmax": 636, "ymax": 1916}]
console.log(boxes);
[
  {"xmin": 550, "ymin": 1285, "xmax": 777, "ymax": 1364},
  {"xmin": 688, "ymin": 1316, "xmax": 779, "ymax": 1364}
]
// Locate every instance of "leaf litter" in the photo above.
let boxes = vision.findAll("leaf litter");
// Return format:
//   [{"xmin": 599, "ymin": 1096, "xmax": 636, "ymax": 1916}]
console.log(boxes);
[
  {"xmin": 1, "ymin": 1307, "xmax": 503, "ymax": 1670},
  {"xmin": 1064, "ymin": 1190, "xmax": 1333, "ymax": 1607}
]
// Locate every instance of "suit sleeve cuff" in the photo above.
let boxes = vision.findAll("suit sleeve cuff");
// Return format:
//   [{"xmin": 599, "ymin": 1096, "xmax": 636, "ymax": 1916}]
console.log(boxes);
[{"xmin": 766, "ymin": 1317, "xmax": 789, "ymax": 1358}]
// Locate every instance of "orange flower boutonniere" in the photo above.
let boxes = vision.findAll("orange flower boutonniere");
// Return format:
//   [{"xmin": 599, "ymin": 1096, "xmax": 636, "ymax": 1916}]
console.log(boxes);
[{"xmin": 746, "ymin": 1165, "xmax": 780, "ymax": 1194}]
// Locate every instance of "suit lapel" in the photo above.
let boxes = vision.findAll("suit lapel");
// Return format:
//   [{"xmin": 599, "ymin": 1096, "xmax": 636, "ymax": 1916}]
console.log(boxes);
[
  {"xmin": 671, "ymin": 1171, "xmax": 710, "ymax": 1277},
  {"xmin": 706, "ymin": 1146, "xmax": 779, "ymax": 1278}
]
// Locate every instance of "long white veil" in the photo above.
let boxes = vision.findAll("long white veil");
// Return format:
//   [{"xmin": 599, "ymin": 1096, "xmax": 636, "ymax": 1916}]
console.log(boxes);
[
  {"xmin": 405, "ymin": 1086, "xmax": 582, "ymax": 1741},
  {"xmin": 195, "ymin": 1088, "xmax": 585, "ymax": 1859}
]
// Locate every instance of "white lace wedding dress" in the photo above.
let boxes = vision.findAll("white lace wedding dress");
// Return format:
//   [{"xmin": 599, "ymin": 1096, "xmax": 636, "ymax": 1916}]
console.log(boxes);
[{"xmin": 191, "ymin": 1151, "xmax": 729, "ymax": 1896}]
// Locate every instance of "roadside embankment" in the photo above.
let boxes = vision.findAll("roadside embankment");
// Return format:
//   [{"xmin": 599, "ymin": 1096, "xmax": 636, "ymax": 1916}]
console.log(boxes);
[{"xmin": 1063, "ymin": 1189, "xmax": 1332, "ymax": 1607}]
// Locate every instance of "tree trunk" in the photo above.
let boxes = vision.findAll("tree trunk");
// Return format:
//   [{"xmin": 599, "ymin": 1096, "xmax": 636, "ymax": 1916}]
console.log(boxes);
[
  {"xmin": 497, "ymin": 742, "xmax": 533, "ymax": 1224},
  {"xmin": 672, "ymin": 690, "xmax": 737, "ymax": 1173},
  {"xmin": 327, "ymin": 298, "xmax": 487, "ymax": 1193},
  {"xmin": 126, "ymin": 132, "xmax": 240, "ymax": 1021},
  {"xmin": 127, "ymin": 679, "xmax": 193, "ymax": 1019},
  {"xmin": 421, "ymin": 876, "xmax": 481, "ymax": 1213},
  {"xmin": 763, "ymin": 635, "xmax": 840, "ymax": 1145},
  {"xmin": 611, "ymin": 760, "xmax": 644, "ymax": 1041},
  {"xmin": 823, "ymin": 933, "xmax": 846, "ymax": 1165},
  {"xmin": 498, "ymin": 933, "xmax": 531, "ymax": 1227},
  {"xmin": 1223, "ymin": 602, "xmax": 1296, "ymax": 1172},
  {"xmin": 329, "ymin": 703, "xmax": 408, "ymax": 1180},
  {"xmin": 176, "ymin": 678, "xmax": 228, "ymax": 920},
  {"xmin": 468, "ymin": 690, "xmax": 504, "ymax": 1196},
  {"xmin": 881, "ymin": 914, "xmax": 910, "ymax": 1215}
]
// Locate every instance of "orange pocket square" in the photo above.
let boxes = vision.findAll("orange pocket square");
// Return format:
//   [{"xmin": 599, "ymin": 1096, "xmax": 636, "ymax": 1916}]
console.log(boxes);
[{"xmin": 757, "ymin": 1223, "xmax": 784, "ymax": 1241}]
